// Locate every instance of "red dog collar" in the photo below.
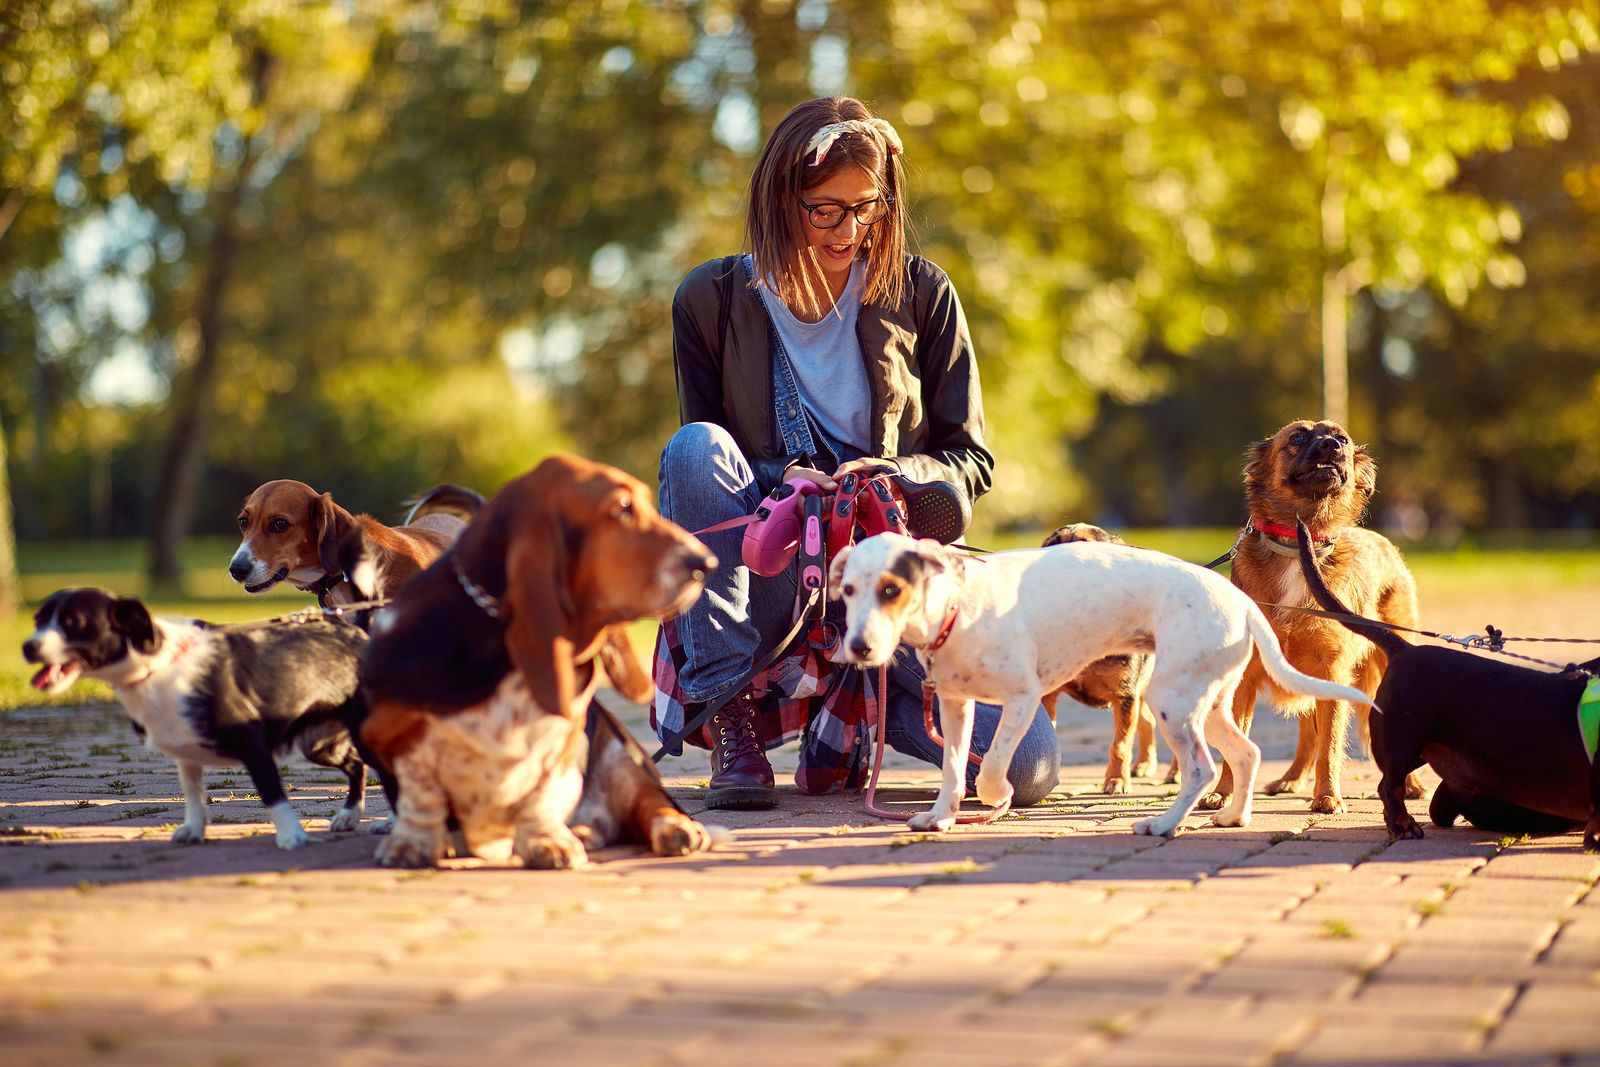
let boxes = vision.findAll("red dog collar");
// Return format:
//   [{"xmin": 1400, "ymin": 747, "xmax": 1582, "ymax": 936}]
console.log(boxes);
[{"xmin": 1250, "ymin": 517, "xmax": 1332, "ymax": 543}]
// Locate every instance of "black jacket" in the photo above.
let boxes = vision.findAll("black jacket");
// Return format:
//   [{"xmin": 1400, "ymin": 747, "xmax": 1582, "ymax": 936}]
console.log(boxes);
[{"xmin": 670, "ymin": 254, "xmax": 995, "ymax": 503}]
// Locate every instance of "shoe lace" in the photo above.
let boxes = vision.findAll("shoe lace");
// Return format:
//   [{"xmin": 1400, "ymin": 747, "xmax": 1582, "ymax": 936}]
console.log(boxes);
[{"xmin": 713, "ymin": 697, "xmax": 761, "ymax": 766}]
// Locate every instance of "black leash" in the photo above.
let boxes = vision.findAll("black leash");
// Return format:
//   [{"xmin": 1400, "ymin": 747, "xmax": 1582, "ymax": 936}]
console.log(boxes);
[
  {"xmin": 649, "ymin": 588, "xmax": 820, "ymax": 763},
  {"xmin": 1259, "ymin": 600, "xmax": 1599, "ymax": 676}
]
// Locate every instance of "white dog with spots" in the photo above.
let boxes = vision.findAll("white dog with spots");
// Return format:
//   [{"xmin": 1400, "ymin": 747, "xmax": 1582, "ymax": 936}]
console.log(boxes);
[{"xmin": 829, "ymin": 533, "xmax": 1377, "ymax": 836}]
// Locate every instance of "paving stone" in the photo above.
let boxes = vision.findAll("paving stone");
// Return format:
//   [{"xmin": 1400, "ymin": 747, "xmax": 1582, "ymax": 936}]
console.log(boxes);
[{"xmin": 5, "ymin": 700, "xmax": 1600, "ymax": 1064}]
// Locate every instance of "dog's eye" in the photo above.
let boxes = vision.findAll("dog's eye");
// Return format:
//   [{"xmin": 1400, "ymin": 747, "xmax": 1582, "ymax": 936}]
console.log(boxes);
[
  {"xmin": 236, "ymin": 515, "xmax": 248, "ymax": 531},
  {"xmin": 269, "ymin": 518, "xmax": 290, "ymax": 533},
  {"xmin": 841, "ymin": 583, "xmax": 855, "ymax": 597},
  {"xmin": 880, "ymin": 584, "xmax": 900, "ymax": 601},
  {"xmin": 1289, "ymin": 433, "xmax": 1306, "ymax": 446},
  {"xmin": 614, "ymin": 495, "xmax": 635, "ymax": 521}
]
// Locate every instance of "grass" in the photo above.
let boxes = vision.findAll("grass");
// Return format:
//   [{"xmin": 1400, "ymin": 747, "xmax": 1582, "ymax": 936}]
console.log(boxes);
[{"xmin": 4, "ymin": 530, "xmax": 1598, "ymax": 712}]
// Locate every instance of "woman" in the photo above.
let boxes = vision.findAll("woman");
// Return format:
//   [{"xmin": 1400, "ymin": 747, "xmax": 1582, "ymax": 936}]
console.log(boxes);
[{"xmin": 652, "ymin": 96, "xmax": 1060, "ymax": 811}]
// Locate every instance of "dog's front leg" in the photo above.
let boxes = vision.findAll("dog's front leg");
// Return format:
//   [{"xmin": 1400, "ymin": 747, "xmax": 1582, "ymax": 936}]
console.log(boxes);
[
  {"xmin": 909, "ymin": 696, "xmax": 976, "ymax": 832},
  {"xmin": 375, "ymin": 749, "xmax": 449, "ymax": 867},
  {"xmin": 224, "ymin": 726, "xmax": 310, "ymax": 850},
  {"xmin": 974, "ymin": 691, "xmax": 1042, "ymax": 810},
  {"xmin": 1311, "ymin": 698, "xmax": 1350, "ymax": 814},
  {"xmin": 171, "ymin": 760, "xmax": 208, "ymax": 844}
]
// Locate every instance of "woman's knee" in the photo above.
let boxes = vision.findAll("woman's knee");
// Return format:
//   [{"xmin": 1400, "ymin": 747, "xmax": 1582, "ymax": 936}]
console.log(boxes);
[
  {"xmin": 661, "ymin": 422, "xmax": 742, "ymax": 477},
  {"xmin": 1002, "ymin": 713, "xmax": 1061, "ymax": 807}
]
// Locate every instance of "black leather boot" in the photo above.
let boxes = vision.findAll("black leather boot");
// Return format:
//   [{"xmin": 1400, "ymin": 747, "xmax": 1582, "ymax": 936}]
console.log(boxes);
[{"xmin": 706, "ymin": 689, "xmax": 778, "ymax": 810}]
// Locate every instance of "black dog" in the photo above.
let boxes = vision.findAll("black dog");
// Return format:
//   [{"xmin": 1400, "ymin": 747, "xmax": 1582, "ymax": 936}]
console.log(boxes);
[
  {"xmin": 22, "ymin": 588, "xmax": 372, "ymax": 849},
  {"xmin": 1296, "ymin": 526, "xmax": 1600, "ymax": 849}
]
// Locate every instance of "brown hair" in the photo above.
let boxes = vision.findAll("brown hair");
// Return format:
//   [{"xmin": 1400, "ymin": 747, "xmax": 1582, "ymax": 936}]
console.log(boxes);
[{"xmin": 744, "ymin": 97, "xmax": 908, "ymax": 317}]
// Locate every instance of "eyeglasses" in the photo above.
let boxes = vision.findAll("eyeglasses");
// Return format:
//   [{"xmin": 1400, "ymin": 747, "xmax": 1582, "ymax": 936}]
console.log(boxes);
[{"xmin": 798, "ymin": 195, "xmax": 893, "ymax": 230}]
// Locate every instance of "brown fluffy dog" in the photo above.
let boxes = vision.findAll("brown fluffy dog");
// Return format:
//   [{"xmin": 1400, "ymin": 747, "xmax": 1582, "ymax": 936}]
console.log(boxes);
[
  {"xmin": 1040, "ymin": 523, "xmax": 1166, "ymax": 795},
  {"xmin": 1207, "ymin": 420, "xmax": 1419, "ymax": 814}
]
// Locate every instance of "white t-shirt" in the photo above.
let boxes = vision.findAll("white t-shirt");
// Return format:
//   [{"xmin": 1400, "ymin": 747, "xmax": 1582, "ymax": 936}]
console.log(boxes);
[{"xmin": 756, "ymin": 258, "xmax": 873, "ymax": 460}]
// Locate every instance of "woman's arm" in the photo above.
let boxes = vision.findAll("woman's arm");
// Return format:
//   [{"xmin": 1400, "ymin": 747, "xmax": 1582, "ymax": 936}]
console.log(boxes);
[
  {"xmin": 671, "ymin": 282, "xmax": 726, "ymax": 427},
  {"xmin": 887, "ymin": 263, "xmax": 996, "ymax": 502}
]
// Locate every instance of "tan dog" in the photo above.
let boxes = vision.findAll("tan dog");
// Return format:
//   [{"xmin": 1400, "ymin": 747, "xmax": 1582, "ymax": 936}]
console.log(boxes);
[
  {"xmin": 1212, "ymin": 420, "xmax": 1420, "ymax": 815},
  {"xmin": 1040, "ymin": 524, "xmax": 1164, "ymax": 794},
  {"xmin": 229, "ymin": 481, "xmax": 483, "ymax": 605},
  {"xmin": 357, "ymin": 455, "xmax": 717, "ymax": 869}
]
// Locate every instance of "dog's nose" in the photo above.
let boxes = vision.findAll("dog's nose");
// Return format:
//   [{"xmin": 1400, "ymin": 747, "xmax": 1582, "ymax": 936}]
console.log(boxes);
[
  {"xmin": 680, "ymin": 543, "xmax": 717, "ymax": 579},
  {"xmin": 21, "ymin": 639, "xmax": 39, "ymax": 663},
  {"xmin": 228, "ymin": 558, "xmax": 251, "ymax": 581},
  {"xmin": 1313, "ymin": 435, "xmax": 1343, "ymax": 456},
  {"xmin": 849, "ymin": 637, "xmax": 872, "ymax": 659}
]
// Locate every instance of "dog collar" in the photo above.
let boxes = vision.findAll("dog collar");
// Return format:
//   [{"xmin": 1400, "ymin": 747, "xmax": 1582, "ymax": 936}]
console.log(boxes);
[
  {"xmin": 123, "ymin": 634, "xmax": 198, "ymax": 689},
  {"xmin": 1250, "ymin": 517, "xmax": 1331, "ymax": 542},
  {"xmin": 1248, "ymin": 517, "xmax": 1338, "ymax": 560},
  {"xmin": 926, "ymin": 557, "xmax": 967, "ymax": 653},
  {"xmin": 453, "ymin": 554, "xmax": 504, "ymax": 620}
]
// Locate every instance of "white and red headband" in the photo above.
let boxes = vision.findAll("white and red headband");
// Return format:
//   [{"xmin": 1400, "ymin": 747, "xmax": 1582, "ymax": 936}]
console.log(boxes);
[{"xmin": 804, "ymin": 118, "xmax": 904, "ymax": 168}]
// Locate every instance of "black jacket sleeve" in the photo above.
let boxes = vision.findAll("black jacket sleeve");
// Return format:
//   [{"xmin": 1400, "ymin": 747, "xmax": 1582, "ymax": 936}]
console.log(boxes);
[
  {"xmin": 889, "ymin": 261, "xmax": 995, "ymax": 503},
  {"xmin": 671, "ymin": 273, "xmax": 725, "ymax": 428}
]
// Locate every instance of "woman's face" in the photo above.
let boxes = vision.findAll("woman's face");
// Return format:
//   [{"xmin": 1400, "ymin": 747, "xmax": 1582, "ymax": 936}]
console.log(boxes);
[{"xmin": 796, "ymin": 163, "xmax": 882, "ymax": 292}]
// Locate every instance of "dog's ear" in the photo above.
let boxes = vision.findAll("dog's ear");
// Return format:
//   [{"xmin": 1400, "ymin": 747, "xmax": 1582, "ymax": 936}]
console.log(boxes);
[
  {"xmin": 827, "ymin": 544, "xmax": 854, "ymax": 600},
  {"xmin": 336, "ymin": 526, "xmax": 380, "ymax": 601},
  {"xmin": 314, "ymin": 492, "xmax": 349, "ymax": 577},
  {"xmin": 1242, "ymin": 436, "xmax": 1274, "ymax": 491},
  {"xmin": 111, "ymin": 598, "xmax": 160, "ymax": 655},
  {"xmin": 1352, "ymin": 444, "xmax": 1378, "ymax": 502},
  {"xmin": 910, "ymin": 539, "xmax": 951, "ymax": 580},
  {"xmin": 502, "ymin": 511, "xmax": 581, "ymax": 722},
  {"xmin": 597, "ymin": 626, "xmax": 652, "ymax": 703}
]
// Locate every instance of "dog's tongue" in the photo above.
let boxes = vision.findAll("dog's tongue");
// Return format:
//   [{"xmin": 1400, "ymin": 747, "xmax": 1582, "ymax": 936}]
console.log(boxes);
[{"xmin": 29, "ymin": 664, "xmax": 62, "ymax": 691}]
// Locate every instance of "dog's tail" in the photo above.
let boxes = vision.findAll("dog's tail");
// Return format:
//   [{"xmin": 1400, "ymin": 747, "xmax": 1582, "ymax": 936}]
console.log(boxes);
[
  {"xmin": 402, "ymin": 484, "xmax": 485, "ymax": 526},
  {"xmin": 1241, "ymin": 597, "xmax": 1377, "ymax": 709},
  {"xmin": 1294, "ymin": 521, "xmax": 1412, "ymax": 662}
]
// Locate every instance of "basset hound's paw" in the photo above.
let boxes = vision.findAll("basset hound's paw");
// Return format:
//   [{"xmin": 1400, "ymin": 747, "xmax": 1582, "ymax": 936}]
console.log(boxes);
[
  {"xmin": 1196, "ymin": 791, "xmax": 1227, "ymax": 811},
  {"xmin": 648, "ymin": 812, "xmax": 712, "ymax": 856},
  {"xmin": 1101, "ymin": 775, "xmax": 1130, "ymax": 795},
  {"xmin": 374, "ymin": 827, "xmax": 443, "ymax": 868},
  {"xmin": 171, "ymin": 821, "xmax": 206, "ymax": 845},
  {"xmin": 328, "ymin": 807, "xmax": 362, "ymax": 832},
  {"xmin": 515, "ymin": 825, "xmax": 588, "ymax": 870}
]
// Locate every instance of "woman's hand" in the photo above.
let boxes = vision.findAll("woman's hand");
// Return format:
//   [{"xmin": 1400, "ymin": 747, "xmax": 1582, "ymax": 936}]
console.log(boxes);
[
  {"xmin": 833, "ymin": 457, "xmax": 899, "ymax": 482},
  {"xmin": 785, "ymin": 466, "xmax": 837, "ymax": 492}
]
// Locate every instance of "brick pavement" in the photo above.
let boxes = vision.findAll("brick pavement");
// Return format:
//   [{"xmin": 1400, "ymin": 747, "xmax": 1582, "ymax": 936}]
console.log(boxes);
[{"xmin": 1, "ymin": 696, "xmax": 1597, "ymax": 1067}]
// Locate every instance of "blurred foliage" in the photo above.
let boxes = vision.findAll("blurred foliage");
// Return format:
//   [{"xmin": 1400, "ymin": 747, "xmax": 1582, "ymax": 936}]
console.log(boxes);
[{"xmin": 2, "ymin": 0, "xmax": 1599, "ymax": 546}]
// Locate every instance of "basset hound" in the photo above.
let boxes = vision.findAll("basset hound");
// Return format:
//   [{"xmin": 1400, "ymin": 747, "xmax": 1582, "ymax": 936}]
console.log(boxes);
[
  {"xmin": 229, "ymin": 481, "xmax": 484, "ymax": 606},
  {"xmin": 356, "ymin": 454, "xmax": 718, "ymax": 869}
]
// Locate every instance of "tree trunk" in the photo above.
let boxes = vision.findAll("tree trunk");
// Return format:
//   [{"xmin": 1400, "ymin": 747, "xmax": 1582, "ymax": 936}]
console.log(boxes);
[
  {"xmin": 0, "ymin": 409, "xmax": 18, "ymax": 617},
  {"xmin": 147, "ymin": 52, "xmax": 272, "ymax": 592},
  {"xmin": 1320, "ymin": 168, "xmax": 1349, "ymax": 427}
]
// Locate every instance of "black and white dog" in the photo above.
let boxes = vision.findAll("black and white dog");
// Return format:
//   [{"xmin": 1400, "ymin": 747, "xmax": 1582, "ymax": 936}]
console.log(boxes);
[{"xmin": 22, "ymin": 588, "xmax": 371, "ymax": 850}]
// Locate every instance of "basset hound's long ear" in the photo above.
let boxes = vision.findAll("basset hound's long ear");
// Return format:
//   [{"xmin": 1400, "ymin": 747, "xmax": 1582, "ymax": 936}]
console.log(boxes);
[
  {"xmin": 597, "ymin": 626, "xmax": 653, "ymax": 703},
  {"xmin": 502, "ymin": 511, "xmax": 582, "ymax": 721},
  {"xmin": 315, "ymin": 492, "xmax": 348, "ymax": 577}
]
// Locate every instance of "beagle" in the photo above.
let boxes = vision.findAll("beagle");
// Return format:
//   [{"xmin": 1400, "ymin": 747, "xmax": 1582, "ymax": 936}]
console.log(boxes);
[
  {"xmin": 355, "ymin": 454, "xmax": 719, "ymax": 869},
  {"xmin": 22, "ymin": 588, "xmax": 369, "ymax": 849},
  {"xmin": 830, "ymin": 533, "xmax": 1377, "ymax": 837},
  {"xmin": 229, "ymin": 481, "xmax": 483, "ymax": 606}
]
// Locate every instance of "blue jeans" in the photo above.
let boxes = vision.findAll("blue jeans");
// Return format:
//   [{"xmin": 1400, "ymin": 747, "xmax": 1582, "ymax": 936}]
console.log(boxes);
[{"xmin": 658, "ymin": 422, "xmax": 1060, "ymax": 807}]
